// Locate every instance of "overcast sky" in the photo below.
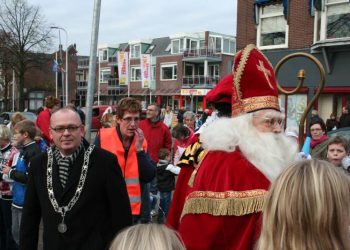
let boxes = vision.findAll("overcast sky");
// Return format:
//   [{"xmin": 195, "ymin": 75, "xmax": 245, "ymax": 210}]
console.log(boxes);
[{"xmin": 29, "ymin": 0, "xmax": 237, "ymax": 55}]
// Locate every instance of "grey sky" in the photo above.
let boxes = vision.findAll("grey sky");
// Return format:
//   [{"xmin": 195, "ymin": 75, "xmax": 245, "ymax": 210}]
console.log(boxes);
[{"xmin": 30, "ymin": 0, "xmax": 237, "ymax": 56}]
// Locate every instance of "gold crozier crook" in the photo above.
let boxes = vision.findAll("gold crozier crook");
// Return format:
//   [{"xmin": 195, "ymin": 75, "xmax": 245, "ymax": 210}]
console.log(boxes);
[{"xmin": 274, "ymin": 52, "xmax": 326, "ymax": 148}]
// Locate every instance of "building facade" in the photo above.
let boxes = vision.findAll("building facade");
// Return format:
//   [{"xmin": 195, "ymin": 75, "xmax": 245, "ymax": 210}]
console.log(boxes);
[
  {"xmin": 76, "ymin": 31, "xmax": 236, "ymax": 113},
  {"xmin": 237, "ymin": 0, "xmax": 350, "ymax": 127}
]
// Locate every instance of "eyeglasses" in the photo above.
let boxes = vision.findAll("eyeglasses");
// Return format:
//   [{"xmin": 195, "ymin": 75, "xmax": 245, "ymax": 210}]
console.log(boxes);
[
  {"xmin": 122, "ymin": 117, "xmax": 140, "ymax": 124},
  {"xmin": 261, "ymin": 117, "xmax": 284, "ymax": 128},
  {"xmin": 50, "ymin": 125, "xmax": 82, "ymax": 133},
  {"xmin": 146, "ymin": 109, "xmax": 156, "ymax": 112},
  {"xmin": 310, "ymin": 128, "xmax": 322, "ymax": 132}
]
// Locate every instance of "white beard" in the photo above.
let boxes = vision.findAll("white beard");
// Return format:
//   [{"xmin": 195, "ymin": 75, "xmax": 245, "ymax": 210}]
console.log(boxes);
[{"xmin": 200, "ymin": 114, "xmax": 298, "ymax": 181}]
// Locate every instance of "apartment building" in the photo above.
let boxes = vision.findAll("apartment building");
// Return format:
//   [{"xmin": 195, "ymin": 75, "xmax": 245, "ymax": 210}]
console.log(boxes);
[
  {"xmin": 76, "ymin": 31, "xmax": 236, "ymax": 112},
  {"xmin": 237, "ymin": 0, "xmax": 350, "ymax": 126}
]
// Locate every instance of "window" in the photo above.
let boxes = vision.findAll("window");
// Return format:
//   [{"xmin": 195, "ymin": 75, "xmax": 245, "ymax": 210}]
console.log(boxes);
[
  {"xmin": 209, "ymin": 65, "xmax": 220, "ymax": 77},
  {"xmin": 209, "ymin": 36, "xmax": 222, "ymax": 52},
  {"xmin": 185, "ymin": 64, "xmax": 194, "ymax": 76},
  {"xmin": 171, "ymin": 39, "xmax": 184, "ymax": 54},
  {"xmin": 100, "ymin": 68, "xmax": 111, "ymax": 83},
  {"xmin": 223, "ymin": 38, "xmax": 235, "ymax": 54},
  {"xmin": 131, "ymin": 66, "xmax": 141, "ymax": 81},
  {"xmin": 186, "ymin": 39, "xmax": 198, "ymax": 50},
  {"xmin": 151, "ymin": 66, "xmax": 156, "ymax": 80},
  {"xmin": 161, "ymin": 64, "xmax": 177, "ymax": 80},
  {"xmin": 131, "ymin": 45, "xmax": 141, "ymax": 58},
  {"xmin": 314, "ymin": 0, "xmax": 350, "ymax": 41},
  {"xmin": 257, "ymin": 3, "xmax": 288, "ymax": 49},
  {"xmin": 100, "ymin": 49, "xmax": 108, "ymax": 62},
  {"xmin": 29, "ymin": 91, "xmax": 44, "ymax": 110}
]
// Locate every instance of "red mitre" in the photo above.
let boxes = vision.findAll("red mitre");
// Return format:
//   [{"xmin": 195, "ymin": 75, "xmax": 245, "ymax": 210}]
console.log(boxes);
[
  {"xmin": 206, "ymin": 74, "xmax": 233, "ymax": 104},
  {"xmin": 232, "ymin": 44, "xmax": 280, "ymax": 117}
]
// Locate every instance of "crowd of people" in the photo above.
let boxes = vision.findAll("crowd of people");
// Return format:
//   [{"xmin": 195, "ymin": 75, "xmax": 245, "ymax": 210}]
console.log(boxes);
[{"xmin": 1, "ymin": 44, "xmax": 350, "ymax": 250}]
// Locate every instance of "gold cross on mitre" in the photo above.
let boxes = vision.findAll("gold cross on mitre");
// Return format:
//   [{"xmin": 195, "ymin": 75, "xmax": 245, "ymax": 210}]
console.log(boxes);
[{"xmin": 257, "ymin": 60, "xmax": 274, "ymax": 89}]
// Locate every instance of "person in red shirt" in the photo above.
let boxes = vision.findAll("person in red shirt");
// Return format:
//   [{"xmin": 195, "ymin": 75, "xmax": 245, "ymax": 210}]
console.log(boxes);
[
  {"xmin": 139, "ymin": 103, "xmax": 172, "ymax": 223},
  {"xmin": 36, "ymin": 96, "xmax": 60, "ymax": 145}
]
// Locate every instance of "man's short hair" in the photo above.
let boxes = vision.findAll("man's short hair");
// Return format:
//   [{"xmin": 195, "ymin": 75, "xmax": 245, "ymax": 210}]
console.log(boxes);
[
  {"xmin": 14, "ymin": 120, "xmax": 37, "ymax": 140},
  {"xmin": 327, "ymin": 136, "xmax": 349, "ymax": 153},
  {"xmin": 158, "ymin": 148, "xmax": 170, "ymax": 160},
  {"xmin": 116, "ymin": 98, "xmax": 142, "ymax": 119},
  {"xmin": 149, "ymin": 103, "xmax": 160, "ymax": 116}
]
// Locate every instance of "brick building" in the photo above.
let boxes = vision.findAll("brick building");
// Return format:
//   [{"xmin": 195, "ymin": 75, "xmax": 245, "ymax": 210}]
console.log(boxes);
[
  {"xmin": 0, "ymin": 46, "xmax": 78, "ymax": 112},
  {"xmin": 237, "ymin": 0, "xmax": 350, "ymax": 127},
  {"xmin": 76, "ymin": 31, "xmax": 236, "ymax": 113}
]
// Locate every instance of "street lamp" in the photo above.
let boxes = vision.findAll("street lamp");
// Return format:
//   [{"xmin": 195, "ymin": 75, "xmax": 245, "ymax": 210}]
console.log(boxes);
[{"xmin": 51, "ymin": 26, "xmax": 69, "ymax": 106}]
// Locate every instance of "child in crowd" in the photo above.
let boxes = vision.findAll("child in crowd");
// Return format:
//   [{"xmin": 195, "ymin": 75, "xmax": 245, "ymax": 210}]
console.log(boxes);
[
  {"xmin": 326, "ymin": 136, "xmax": 350, "ymax": 170},
  {"xmin": 2, "ymin": 120, "xmax": 41, "ymax": 246},
  {"xmin": 257, "ymin": 159, "xmax": 350, "ymax": 250},
  {"xmin": 0, "ymin": 125, "xmax": 19, "ymax": 249},
  {"xmin": 35, "ymin": 126, "xmax": 48, "ymax": 152},
  {"xmin": 109, "ymin": 224, "xmax": 185, "ymax": 250},
  {"xmin": 157, "ymin": 148, "xmax": 181, "ymax": 223}
]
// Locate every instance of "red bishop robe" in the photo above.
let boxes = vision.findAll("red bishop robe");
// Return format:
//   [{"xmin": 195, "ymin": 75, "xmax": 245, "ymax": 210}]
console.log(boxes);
[{"xmin": 178, "ymin": 149, "xmax": 270, "ymax": 250}]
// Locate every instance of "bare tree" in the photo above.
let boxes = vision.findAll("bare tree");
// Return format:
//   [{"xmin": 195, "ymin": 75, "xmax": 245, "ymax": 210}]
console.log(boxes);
[{"xmin": 0, "ymin": 0, "xmax": 52, "ymax": 110}]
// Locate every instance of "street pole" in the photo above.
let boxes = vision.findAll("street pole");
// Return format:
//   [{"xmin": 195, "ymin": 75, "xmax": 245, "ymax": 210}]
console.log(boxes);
[
  {"xmin": 12, "ymin": 70, "xmax": 15, "ymax": 111},
  {"xmin": 51, "ymin": 26, "xmax": 69, "ymax": 105},
  {"xmin": 97, "ymin": 54, "xmax": 100, "ymax": 105},
  {"xmin": 85, "ymin": 0, "xmax": 101, "ymax": 142},
  {"xmin": 55, "ymin": 52, "xmax": 58, "ymax": 98}
]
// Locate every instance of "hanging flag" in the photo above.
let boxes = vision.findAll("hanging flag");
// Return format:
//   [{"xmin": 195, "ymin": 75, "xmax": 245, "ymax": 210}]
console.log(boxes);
[
  {"xmin": 140, "ymin": 54, "xmax": 151, "ymax": 89},
  {"xmin": 53, "ymin": 60, "xmax": 58, "ymax": 72},
  {"xmin": 117, "ymin": 51, "xmax": 129, "ymax": 86}
]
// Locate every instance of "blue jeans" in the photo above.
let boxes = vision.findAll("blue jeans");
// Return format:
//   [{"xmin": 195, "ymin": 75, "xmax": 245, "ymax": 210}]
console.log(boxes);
[
  {"xmin": 11, "ymin": 206, "xmax": 21, "ymax": 246},
  {"xmin": 158, "ymin": 192, "xmax": 172, "ymax": 223}
]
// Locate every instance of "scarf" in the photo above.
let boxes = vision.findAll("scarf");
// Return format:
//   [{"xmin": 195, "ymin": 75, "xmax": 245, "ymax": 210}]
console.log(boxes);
[
  {"xmin": 310, "ymin": 134, "xmax": 328, "ymax": 149},
  {"xmin": 53, "ymin": 141, "xmax": 84, "ymax": 188}
]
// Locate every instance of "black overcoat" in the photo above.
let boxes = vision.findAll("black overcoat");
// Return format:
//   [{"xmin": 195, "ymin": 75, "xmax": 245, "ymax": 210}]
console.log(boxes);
[{"xmin": 20, "ymin": 145, "xmax": 132, "ymax": 250}]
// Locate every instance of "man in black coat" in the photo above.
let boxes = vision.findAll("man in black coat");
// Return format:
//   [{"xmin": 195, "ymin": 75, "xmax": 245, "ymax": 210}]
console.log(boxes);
[{"xmin": 20, "ymin": 108, "xmax": 132, "ymax": 250}]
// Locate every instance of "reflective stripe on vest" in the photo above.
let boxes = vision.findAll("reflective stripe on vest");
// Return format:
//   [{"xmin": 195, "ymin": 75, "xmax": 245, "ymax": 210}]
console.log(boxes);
[{"xmin": 100, "ymin": 127, "xmax": 147, "ymax": 215}]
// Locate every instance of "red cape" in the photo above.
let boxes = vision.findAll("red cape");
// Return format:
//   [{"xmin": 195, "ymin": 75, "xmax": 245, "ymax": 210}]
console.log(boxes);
[{"xmin": 178, "ymin": 149, "xmax": 270, "ymax": 250}]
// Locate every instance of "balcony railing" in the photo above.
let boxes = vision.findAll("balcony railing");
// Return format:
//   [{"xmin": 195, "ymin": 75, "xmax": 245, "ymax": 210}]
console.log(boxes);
[
  {"xmin": 77, "ymin": 59, "xmax": 89, "ymax": 69},
  {"xmin": 108, "ymin": 78, "xmax": 127, "ymax": 88},
  {"xmin": 183, "ymin": 48, "xmax": 222, "ymax": 59},
  {"xmin": 182, "ymin": 75, "xmax": 220, "ymax": 87},
  {"xmin": 108, "ymin": 56, "xmax": 117, "ymax": 64},
  {"xmin": 76, "ymin": 80, "xmax": 88, "ymax": 89}
]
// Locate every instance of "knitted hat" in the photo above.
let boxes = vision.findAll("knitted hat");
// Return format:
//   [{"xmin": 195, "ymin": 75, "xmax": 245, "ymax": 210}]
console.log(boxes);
[{"xmin": 231, "ymin": 44, "xmax": 280, "ymax": 117}]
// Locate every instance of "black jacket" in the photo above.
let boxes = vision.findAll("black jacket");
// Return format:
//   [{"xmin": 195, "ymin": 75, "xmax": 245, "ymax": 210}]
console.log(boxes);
[
  {"xmin": 156, "ymin": 160, "xmax": 176, "ymax": 192},
  {"xmin": 20, "ymin": 144, "xmax": 132, "ymax": 250}
]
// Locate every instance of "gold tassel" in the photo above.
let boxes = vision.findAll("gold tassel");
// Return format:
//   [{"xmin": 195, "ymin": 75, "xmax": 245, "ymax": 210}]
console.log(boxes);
[
  {"xmin": 180, "ymin": 190, "xmax": 266, "ymax": 220},
  {"xmin": 187, "ymin": 169, "xmax": 197, "ymax": 188}
]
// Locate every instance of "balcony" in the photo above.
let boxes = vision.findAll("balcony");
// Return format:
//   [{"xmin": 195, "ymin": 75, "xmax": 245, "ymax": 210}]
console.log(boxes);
[
  {"xmin": 108, "ymin": 56, "xmax": 117, "ymax": 66},
  {"xmin": 76, "ymin": 80, "xmax": 88, "ymax": 90},
  {"xmin": 108, "ymin": 78, "xmax": 127, "ymax": 89},
  {"xmin": 77, "ymin": 59, "xmax": 89, "ymax": 69},
  {"xmin": 183, "ymin": 48, "xmax": 222, "ymax": 63},
  {"xmin": 182, "ymin": 75, "xmax": 220, "ymax": 88}
]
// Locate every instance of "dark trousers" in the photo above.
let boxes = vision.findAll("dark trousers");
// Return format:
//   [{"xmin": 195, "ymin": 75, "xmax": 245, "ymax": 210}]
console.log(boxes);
[
  {"xmin": 139, "ymin": 183, "xmax": 151, "ymax": 224},
  {"xmin": 0, "ymin": 199, "xmax": 18, "ymax": 250},
  {"xmin": 157, "ymin": 191, "xmax": 172, "ymax": 223}
]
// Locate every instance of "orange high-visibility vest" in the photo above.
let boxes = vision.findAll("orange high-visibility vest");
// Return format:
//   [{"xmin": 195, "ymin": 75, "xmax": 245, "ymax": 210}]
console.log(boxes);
[{"xmin": 100, "ymin": 127, "xmax": 147, "ymax": 215}]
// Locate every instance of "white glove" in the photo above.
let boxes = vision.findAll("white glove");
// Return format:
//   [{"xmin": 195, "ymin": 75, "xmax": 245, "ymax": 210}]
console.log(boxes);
[
  {"xmin": 296, "ymin": 152, "xmax": 312, "ymax": 161},
  {"xmin": 342, "ymin": 156, "xmax": 350, "ymax": 170}
]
